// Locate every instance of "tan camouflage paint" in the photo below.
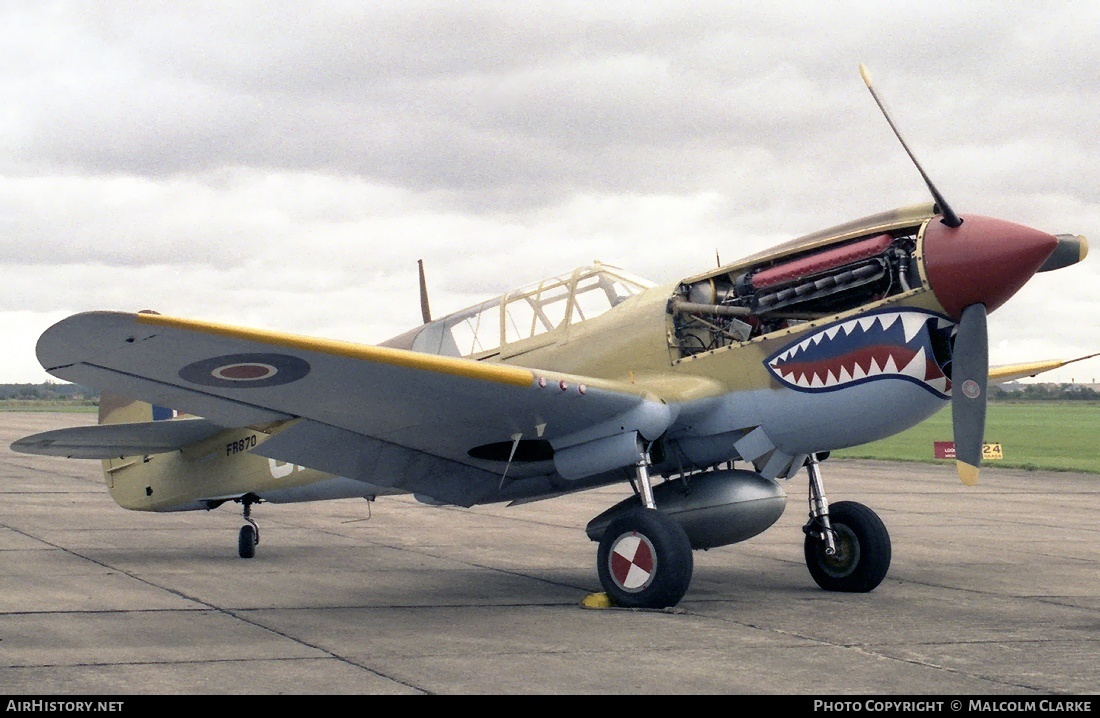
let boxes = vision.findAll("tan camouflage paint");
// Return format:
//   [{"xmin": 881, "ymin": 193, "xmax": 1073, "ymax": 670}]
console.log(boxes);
[{"xmin": 98, "ymin": 204, "xmax": 952, "ymax": 511}]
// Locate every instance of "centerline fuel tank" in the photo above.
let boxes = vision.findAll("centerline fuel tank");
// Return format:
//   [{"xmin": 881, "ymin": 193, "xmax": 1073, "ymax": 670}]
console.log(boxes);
[{"xmin": 585, "ymin": 469, "xmax": 786, "ymax": 550}]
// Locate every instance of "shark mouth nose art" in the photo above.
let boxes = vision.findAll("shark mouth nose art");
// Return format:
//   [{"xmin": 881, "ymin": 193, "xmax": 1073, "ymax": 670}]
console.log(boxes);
[{"xmin": 765, "ymin": 309, "xmax": 956, "ymax": 397}]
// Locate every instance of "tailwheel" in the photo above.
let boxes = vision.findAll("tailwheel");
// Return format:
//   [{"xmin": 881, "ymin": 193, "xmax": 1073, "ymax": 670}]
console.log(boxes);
[
  {"xmin": 236, "ymin": 494, "xmax": 261, "ymax": 559},
  {"xmin": 597, "ymin": 507, "xmax": 693, "ymax": 609},
  {"xmin": 238, "ymin": 523, "xmax": 257, "ymax": 559},
  {"xmin": 804, "ymin": 500, "xmax": 890, "ymax": 592}
]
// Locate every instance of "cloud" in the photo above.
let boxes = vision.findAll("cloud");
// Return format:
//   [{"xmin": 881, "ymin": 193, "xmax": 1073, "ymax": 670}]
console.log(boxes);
[{"xmin": 0, "ymin": 2, "xmax": 1097, "ymax": 384}]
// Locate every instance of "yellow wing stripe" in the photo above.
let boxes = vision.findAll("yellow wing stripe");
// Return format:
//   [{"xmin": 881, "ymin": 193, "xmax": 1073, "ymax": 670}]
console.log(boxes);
[
  {"xmin": 136, "ymin": 313, "xmax": 535, "ymax": 388},
  {"xmin": 988, "ymin": 353, "xmax": 1100, "ymax": 384}
]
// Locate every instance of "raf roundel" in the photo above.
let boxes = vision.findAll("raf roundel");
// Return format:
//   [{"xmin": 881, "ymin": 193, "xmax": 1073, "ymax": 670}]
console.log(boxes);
[
  {"xmin": 178, "ymin": 353, "xmax": 311, "ymax": 389},
  {"xmin": 213, "ymin": 362, "xmax": 277, "ymax": 381}
]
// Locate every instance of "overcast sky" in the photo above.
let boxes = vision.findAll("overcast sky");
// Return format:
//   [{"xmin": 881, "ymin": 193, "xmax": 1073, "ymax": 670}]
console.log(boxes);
[{"xmin": 2, "ymin": 1, "xmax": 1097, "ymax": 384}]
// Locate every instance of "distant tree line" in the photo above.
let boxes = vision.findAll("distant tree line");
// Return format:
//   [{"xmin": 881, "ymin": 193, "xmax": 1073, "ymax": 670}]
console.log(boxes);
[
  {"xmin": 990, "ymin": 383, "xmax": 1098, "ymax": 401},
  {"xmin": 0, "ymin": 383, "xmax": 99, "ymax": 401}
]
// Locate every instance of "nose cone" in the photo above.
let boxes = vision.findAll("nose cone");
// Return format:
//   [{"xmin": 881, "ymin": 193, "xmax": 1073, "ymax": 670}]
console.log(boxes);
[{"xmin": 923, "ymin": 215, "xmax": 1058, "ymax": 319}]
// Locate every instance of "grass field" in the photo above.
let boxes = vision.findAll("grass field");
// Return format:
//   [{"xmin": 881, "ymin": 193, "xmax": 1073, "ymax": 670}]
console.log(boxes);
[
  {"xmin": 833, "ymin": 401, "xmax": 1100, "ymax": 474},
  {"xmin": 0, "ymin": 399, "xmax": 98, "ymax": 413}
]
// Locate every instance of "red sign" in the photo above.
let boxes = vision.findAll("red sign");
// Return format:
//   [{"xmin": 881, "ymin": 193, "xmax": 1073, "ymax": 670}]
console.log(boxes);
[{"xmin": 934, "ymin": 441, "xmax": 956, "ymax": 459}]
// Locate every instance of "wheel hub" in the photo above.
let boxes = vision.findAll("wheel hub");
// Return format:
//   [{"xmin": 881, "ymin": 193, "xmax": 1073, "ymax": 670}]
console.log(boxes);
[
  {"xmin": 818, "ymin": 524, "xmax": 860, "ymax": 578},
  {"xmin": 608, "ymin": 531, "xmax": 657, "ymax": 592}
]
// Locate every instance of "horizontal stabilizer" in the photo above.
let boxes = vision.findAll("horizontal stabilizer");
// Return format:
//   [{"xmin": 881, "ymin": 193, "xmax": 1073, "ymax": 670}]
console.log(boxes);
[{"xmin": 11, "ymin": 418, "xmax": 225, "ymax": 459}]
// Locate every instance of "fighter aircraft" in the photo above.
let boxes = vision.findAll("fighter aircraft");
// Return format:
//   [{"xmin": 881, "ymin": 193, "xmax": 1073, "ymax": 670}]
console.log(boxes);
[{"xmin": 12, "ymin": 67, "xmax": 1091, "ymax": 609}]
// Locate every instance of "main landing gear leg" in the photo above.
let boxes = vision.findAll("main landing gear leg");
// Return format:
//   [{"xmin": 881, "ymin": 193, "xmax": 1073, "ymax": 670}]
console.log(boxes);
[
  {"xmin": 632, "ymin": 454, "xmax": 657, "ymax": 509},
  {"xmin": 805, "ymin": 455, "xmax": 836, "ymax": 555},
  {"xmin": 595, "ymin": 448, "xmax": 693, "ymax": 609},
  {"xmin": 802, "ymin": 454, "xmax": 891, "ymax": 592},
  {"xmin": 237, "ymin": 494, "xmax": 261, "ymax": 559}
]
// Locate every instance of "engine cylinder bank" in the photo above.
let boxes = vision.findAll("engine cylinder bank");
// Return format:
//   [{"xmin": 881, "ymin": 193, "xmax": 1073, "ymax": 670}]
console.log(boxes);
[{"xmin": 672, "ymin": 226, "xmax": 921, "ymax": 358}]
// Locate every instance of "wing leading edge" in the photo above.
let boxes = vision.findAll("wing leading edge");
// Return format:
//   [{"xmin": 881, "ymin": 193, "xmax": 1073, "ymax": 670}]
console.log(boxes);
[
  {"xmin": 988, "ymin": 353, "xmax": 1099, "ymax": 385},
  {"xmin": 34, "ymin": 311, "xmax": 673, "ymax": 505}
]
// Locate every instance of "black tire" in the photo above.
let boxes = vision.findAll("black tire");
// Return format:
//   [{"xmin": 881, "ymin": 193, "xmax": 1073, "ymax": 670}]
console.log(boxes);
[
  {"xmin": 597, "ymin": 507, "xmax": 693, "ymax": 608},
  {"xmin": 238, "ymin": 524, "xmax": 256, "ymax": 559},
  {"xmin": 804, "ymin": 501, "xmax": 890, "ymax": 592}
]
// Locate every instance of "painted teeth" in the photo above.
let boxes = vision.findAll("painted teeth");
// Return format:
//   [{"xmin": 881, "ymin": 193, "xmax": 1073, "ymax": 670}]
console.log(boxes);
[
  {"xmin": 901, "ymin": 347, "xmax": 927, "ymax": 380},
  {"xmin": 769, "ymin": 310, "xmax": 954, "ymax": 393},
  {"xmin": 768, "ymin": 310, "xmax": 953, "ymax": 366},
  {"xmin": 779, "ymin": 351, "xmax": 908, "ymax": 389},
  {"xmin": 901, "ymin": 313, "xmax": 927, "ymax": 343}
]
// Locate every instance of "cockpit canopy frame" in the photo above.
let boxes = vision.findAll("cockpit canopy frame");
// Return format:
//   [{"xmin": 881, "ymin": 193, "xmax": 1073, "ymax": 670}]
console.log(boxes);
[{"xmin": 412, "ymin": 263, "xmax": 653, "ymax": 358}]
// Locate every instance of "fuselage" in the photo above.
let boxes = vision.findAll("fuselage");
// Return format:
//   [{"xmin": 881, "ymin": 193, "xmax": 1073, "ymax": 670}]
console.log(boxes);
[
  {"xmin": 101, "ymin": 203, "xmax": 1059, "ymax": 511},
  {"xmin": 379, "ymin": 202, "xmax": 1055, "ymax": 483}
]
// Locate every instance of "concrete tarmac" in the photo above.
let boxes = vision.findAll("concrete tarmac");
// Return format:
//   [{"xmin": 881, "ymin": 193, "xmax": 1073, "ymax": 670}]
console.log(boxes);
[{"xmin": 1, "ymin": 412, "xmax": 1096, "ymax": 695}]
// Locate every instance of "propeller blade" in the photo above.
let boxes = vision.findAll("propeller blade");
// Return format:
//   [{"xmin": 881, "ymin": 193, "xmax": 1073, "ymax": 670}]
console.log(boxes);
[
  {"xmin": 951, "ymin": 303, "xmax": 989, "ymax": 485},
  {"xmin": 1037, "ymin": 234, "xmax": 1089, "ymax": 272},
  {"xmin": 859, "ymin": 64, "xmax": 963, "ymax": 228},
  {"xmin": 418, "ymin": 259, "xmax": 432, "ymax": 324}
]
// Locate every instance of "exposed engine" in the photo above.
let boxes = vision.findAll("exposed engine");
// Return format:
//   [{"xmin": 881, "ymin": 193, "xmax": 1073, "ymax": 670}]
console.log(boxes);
[{"xmin": 671, "ymin": 230, "xmax": 922, "ymax": 358}]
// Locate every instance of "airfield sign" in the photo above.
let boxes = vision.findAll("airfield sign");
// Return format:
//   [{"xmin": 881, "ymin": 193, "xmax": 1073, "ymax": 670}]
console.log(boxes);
[{"xmin": 935, "ymin": 442, "xmax": 1004, "ymax": 460}]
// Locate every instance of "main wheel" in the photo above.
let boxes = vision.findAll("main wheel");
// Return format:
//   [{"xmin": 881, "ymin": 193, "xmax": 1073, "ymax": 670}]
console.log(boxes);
[
  {"xmin": 238, "ymin": 524, "xmax": 257, "ymax": 559},
  {"xmin": 597, "ymin": 508, "xmax": 693, "ymax": 609},
  {"xmin": 804, "ymin": 501, "xmax": 890, "ymax": 592}
]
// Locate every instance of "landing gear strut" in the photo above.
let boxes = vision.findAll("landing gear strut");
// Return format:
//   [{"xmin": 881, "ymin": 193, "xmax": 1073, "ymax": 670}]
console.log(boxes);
[
  {"xmin": 236, "ymin": 494, "xmax": 261, "ymax": 559},
  {"xmin": 802, "ymin": 455, "xmax": 891, "ymax": 592},
  {"xmin": 595, "ymin": 450, "xmax": 693, "ymax": 608}
]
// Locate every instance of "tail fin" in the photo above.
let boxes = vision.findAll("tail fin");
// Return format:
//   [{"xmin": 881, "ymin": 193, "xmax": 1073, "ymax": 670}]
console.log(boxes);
[
  {"xmin": 98, "ymin": 393, "xmax": 177, "ymax": 425},
  {"xmin": 96, "ymin": 394, "xmax": 211, "ymax": 511}
]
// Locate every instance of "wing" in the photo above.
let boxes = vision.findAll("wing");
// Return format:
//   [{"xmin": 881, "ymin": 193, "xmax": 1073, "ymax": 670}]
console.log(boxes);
[
  {"xmin": 35, "ymin": 311, "xmax": 673, "ymax": 505},
  {"xmin": 989, "ymin": 353, "xmax": 1099, "ymax": 384},
  {"xmin": 12, "ymin": 418, "xmax": 225, "ymax": 459}
]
